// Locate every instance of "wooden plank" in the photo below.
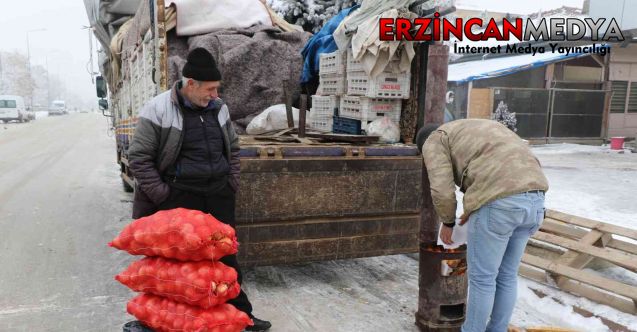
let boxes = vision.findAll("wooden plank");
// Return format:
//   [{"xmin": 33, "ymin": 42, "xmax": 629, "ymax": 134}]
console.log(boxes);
[
  {"xmin": 522, "ymin": 254, "xmax": 637, "ymax": 301},
  {"xmin": 467, "ymin": 88, "xmax": 493, "ymax": 119},
  {"xmin": 541, "ymin": 219, "xmax": 637, "ymax": 256},
  {"xmin": 553, "ymin": 230, "xmax": 611, "ymax": 288},
  {"xmin": 540, "ymin": 219, "xmax": 587, "ymax": 239},
  {"xmin": 546, "ymin": 210, "xmax": 637, "ymax": 241},
  {"xmin": 305, "ymin": 133, "xmax": 379, "ymax": 144},
  {"xmin": 520, "ymin": 263, "xmax": 637, "ymax": 315},
  {"xmin": 609, "ymin": 239, "xmax": 637, "ymax": 256},
  {"xmin": 282, "ymin": 79, "xmax": 294, "ymax": 128},
  {"xmin": 519, "ymin": 264, "xmax": 547, "ymax": 282},
  {"xmin": 554, "ymin": 230, "xmax": 609, "ymax": 269},
  {"xmin": 532, "ymin": 232, "xmax": 637, "ymax": 272},
  {"xmin": 298, "ymin": 94, "xmax": 307, "ymax": 138}
]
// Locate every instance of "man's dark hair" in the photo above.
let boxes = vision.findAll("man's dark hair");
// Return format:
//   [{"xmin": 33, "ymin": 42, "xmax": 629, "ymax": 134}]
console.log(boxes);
[{"xmin": 416, "ymin": 124, "xmax": 440, "ymax": 153}]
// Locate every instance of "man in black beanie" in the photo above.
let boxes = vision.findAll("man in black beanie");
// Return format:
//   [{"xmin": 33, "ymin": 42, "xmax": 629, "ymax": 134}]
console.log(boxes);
[{"xmin": 127, "ymin": 48, "xmax": 271, "ymax": 331}]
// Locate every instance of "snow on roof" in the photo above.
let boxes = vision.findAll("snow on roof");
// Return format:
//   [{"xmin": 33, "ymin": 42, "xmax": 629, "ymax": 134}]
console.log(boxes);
[
  {"xmin": 447, "ymin": 13, "xmax": 592, "ymax": 55},
  {"xmin": 447, "ymin": 49, "xmax": 591, "ymax": 83}
]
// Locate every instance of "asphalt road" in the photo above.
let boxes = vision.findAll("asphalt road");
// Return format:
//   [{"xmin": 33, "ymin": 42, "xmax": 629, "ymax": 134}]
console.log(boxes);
[{"xmin": 0, "ymin": 114, "xmax": 136, "ymax": 331}]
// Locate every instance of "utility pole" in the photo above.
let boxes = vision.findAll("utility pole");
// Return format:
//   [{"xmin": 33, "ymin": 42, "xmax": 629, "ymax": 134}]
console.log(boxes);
[
  {"xmin": 26, "ymin": 28, "xmax": 46, "ymax": 108},
  {"xmin": 0, "ymin": 52, "xmax": 3, "ymax": 93},
  {"xmin": 46, "ymin": 56, "xmax": 51, "ymax": 109}
]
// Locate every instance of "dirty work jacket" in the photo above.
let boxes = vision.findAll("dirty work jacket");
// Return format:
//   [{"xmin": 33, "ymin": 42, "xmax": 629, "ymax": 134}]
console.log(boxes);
[{"xmin": 422, "ymin": 119, "xmax": 549, "ymax": 225}]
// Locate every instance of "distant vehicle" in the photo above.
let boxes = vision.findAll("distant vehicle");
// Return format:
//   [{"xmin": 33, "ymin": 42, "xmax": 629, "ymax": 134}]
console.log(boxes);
[
  {"xmin": 0, "ymin": 95, "xmax": 32, "ymax": 123},
  {"xmin": 49, "ymin": 100, "xmax": 67, "ymax": 116}
]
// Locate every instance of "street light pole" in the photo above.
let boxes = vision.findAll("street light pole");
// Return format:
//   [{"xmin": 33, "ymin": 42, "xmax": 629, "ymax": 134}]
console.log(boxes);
[{"xmin": 26, "ymin": 28, "xmax": 46, "ymax": 109}]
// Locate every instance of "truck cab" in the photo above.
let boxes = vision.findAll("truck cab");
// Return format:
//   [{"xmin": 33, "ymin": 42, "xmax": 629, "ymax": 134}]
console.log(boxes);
[{"xmin": 0, "ymin": 95, "xmax": 30, "ymax": 123}]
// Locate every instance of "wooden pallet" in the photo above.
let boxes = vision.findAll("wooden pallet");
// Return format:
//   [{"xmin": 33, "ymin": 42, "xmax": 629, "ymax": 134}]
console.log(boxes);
[{"xmin": 520, "ymin": 209, "xmax": 637, "ymax": 315}]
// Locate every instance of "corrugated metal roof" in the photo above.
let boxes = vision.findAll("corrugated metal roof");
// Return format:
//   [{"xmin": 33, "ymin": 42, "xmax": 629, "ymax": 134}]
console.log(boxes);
[{"xmin": 447, "ymin": 48, "xmax": 597, "ymax": 83}]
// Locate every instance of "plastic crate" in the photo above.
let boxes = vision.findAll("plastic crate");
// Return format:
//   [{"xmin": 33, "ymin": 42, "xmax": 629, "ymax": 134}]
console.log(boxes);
[
  {"xmin": 311, "ymin": 95, "xmax": 339, "ymax": 119},
  {"xmin": 346, "ymin": 49, "xmax": 364, "ymax": 73},
  {"xmin": 319, "ymin": 51, "xmax": 346, "ymax": 76},
  {"xmin": 332, "ymin": 116, "xmax": 362, "ymax": 135},
  {"xmin": 339, "ymin": 96, "xmax": 401, "ymax": 123},
  {"xmin": 307, "ymin": 118, "xmax": 333, "ymax": 132},
  {"xmin": 347, "ymin": 70, "xmax": 410, "ymax": 99},
  {"xmin": 319, "ymin": 74, "xmax": 346, "ymax": 95}
]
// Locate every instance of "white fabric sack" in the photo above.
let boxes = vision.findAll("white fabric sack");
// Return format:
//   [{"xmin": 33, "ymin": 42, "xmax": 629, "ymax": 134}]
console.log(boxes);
[
  {"xmin": 437, "ymin": 219, "xmax": 468, "ymax": 250},
  {"xmin": 246, "ymin": 104, "xmax": 309, "ymax": 135},
  {"xmin": 167, "ymin": 0, "xmax": 272, "ymax": 36},
  {"xmin": 365, "ymin": 116, "xmax": 400, "ymax": 143}
]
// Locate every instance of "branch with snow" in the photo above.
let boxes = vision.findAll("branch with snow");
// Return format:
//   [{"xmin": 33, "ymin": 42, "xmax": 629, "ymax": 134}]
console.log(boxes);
[{"xmin": 492, "ymin": 101, "xmax": 518, "ymax": 132}]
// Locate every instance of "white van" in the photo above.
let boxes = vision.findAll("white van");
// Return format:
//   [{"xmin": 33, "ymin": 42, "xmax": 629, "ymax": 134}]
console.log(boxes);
[
  {"xmin": 49, "ymin": 100, "xmax": 67, "ymax": 116},
  {"xmin": 0, "ymin": 95, "xmax": 31, "ymax": 123}
]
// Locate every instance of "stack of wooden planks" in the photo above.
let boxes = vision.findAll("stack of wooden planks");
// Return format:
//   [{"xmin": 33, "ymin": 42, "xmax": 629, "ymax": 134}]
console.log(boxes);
[{"xmin": 521, "ymin": 209, "xmax": 637, "ymax": 316}]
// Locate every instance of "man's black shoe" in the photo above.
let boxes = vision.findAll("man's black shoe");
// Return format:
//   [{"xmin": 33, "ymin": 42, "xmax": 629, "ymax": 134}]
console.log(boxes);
[
  {"xmin": 122, "ymin": 321, "xmax": 153, "ymax": 332},
  {"xmin": 245, "ymin": 317, "xmax": 272, "ymax": 331}
]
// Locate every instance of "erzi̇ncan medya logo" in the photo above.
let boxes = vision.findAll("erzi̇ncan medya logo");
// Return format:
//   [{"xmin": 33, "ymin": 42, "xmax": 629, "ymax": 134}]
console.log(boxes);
[{"xmin": 379, "ymin": 14, "xmax": 624, "ymax": 56}]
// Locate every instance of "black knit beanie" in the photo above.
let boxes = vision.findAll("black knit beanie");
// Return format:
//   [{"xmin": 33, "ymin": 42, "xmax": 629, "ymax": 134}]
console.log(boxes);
[{"xmin": 182, "ymin": 48, "xmax": 222, "ymax": 81}]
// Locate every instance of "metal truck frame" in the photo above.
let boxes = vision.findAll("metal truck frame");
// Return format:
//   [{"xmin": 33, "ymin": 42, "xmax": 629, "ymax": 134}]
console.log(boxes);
[{"xmin": 95, "ymin": 0, "xmax": 423, "ymax": 267}]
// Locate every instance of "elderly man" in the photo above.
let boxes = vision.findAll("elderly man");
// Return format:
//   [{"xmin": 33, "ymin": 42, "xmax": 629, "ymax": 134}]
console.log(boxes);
[
  {"xmin": 128, "ymin": 48, "xmax": 271, "ymax": 331},
  {"xmin": 416, "ymin": 119, "xmax": 548, "ymax": 332}
]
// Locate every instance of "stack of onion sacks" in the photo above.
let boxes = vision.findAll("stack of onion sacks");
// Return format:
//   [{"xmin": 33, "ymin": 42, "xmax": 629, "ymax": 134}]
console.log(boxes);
[{"xmin": 110, "ymin": 208, "xmax": 253, "ymax": 331}]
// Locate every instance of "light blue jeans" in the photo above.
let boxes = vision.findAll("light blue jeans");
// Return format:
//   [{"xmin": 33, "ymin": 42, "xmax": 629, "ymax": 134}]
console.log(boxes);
[{"xmin": 462, "ymin": 191, "xmax": 545, "ymax": 332}]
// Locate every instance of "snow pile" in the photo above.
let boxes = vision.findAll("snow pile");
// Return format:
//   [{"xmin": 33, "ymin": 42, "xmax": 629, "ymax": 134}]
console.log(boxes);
[
  {"xmin": 532, "ymin": 143, "xmax": 612, "ymax": 155},
  {"xmin": 512, "ymin": 279, "xmax": 608, "ymax": 332}
]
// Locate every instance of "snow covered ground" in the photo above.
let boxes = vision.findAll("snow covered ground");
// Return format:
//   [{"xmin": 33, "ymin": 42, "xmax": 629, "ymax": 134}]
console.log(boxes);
[{"xmin": 512, "ymin": 144, "xmax": 637, "ymax": 331}]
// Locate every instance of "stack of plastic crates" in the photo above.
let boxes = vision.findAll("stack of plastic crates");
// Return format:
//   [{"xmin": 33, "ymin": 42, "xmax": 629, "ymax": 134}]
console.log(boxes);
[
  {"xmin": 309, "ymin": 95, "xmax": 338, "ymax": 132},
  {"xmin": 339, "ymin": 96, "xmax": 402, "ymax": 131},
  {"xmin": 317, "ymin": 51, "xmax": 346, "ymax": 95},
  {"xmin": 339, "ymin": 49, "xmax": 408, "ymax": 133}
]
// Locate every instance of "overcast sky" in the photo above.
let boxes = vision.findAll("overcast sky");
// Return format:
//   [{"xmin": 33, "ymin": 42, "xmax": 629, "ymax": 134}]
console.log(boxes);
[
  {"xmin": 0, "ymin": 0, "xmax": 584, "ymax": 107},
  {"xmin": 0, "ymin": 1, "xmax": 96, "ymax": 106},
  {"xmin": 456, "ymin": 0, "xmax": 584, "ymax": 14}
]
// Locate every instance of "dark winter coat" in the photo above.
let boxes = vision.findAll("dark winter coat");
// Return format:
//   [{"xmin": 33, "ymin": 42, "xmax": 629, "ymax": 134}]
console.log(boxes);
[{"xmin": 128, "ymin": 82, "xmax": 241, "ymax": 219}]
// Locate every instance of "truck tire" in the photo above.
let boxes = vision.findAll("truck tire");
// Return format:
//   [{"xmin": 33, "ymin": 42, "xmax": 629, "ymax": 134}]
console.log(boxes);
[{"xmin": 122, "ymin": 178, "xmax": 134, "ymax": 193}]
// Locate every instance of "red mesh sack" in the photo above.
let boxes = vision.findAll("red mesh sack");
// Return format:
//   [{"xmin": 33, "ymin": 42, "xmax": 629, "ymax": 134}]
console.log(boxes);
[
  {"xmin": 109, "ymin": 208, "xmax": 238, "ymax": 261},
  {"xmin": 116, "ymin": 257, "xmax": 241, "ymax": 309},
  {"xmin": 127, "ymin": 293, "xmax": 253, "ymax": 332}
]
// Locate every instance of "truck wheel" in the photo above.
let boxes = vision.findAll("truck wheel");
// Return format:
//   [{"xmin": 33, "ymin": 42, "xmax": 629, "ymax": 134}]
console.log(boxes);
[{"xmin": 122, "ymin": 178, "xmax": 134, "ymax": 193}]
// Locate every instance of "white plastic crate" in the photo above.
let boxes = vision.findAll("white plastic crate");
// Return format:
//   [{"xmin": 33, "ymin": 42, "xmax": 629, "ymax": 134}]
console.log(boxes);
[
  {"xmin": 346, "ymin": 49, "xmax": 364, "ymax": 72},
  {"xmin": 340, "ymin": 96, "xmax": 401, "ymax": 120},
  {"xmin": 340, "ymin": 96, "xmax": 401, "ymax": 130},
  {"xmin": 319, "ymin": 51, "xmax": 346, "ymax": 76},
  {"xmin": 307, "ymin": 118, "xmax": 333, "ymax": 132},
  {"xmin": 319, "ymin": 74, "xmax": 346, "ymax": 95},
  {"xmin": 311, "ymin": 95, "xmax": 339, "ymax": 119},
  {"xmin": 347, "ymin": 70, "xmax": 410, "ymax": 99}
]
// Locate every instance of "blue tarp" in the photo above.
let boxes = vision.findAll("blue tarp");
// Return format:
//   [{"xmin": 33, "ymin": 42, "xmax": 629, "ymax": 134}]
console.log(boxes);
[{"xmin": 300, "ymin": 5, "xmax": 360, "ymax": 84}]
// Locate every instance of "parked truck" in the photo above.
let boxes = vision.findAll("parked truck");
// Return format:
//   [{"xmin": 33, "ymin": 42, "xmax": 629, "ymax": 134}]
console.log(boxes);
[{"xmin": 86, "ymin": 0, "xmax": 424, "ymax": 266}]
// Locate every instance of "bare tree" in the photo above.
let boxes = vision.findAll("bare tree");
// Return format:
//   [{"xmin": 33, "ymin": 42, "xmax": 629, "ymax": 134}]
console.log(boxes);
[{"xmin": 0, "ymin": 52, "xmax": 36, "ymax": 103}]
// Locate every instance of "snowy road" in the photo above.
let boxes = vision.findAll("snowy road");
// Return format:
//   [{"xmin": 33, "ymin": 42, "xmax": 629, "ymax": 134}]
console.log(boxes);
[
  {"xmin": 0, "ymin": 114, "xmax": 134, "ymax": 331},
  {"xmin": 0, "ymin": 115, "xmax": 635, "ymax": 331}
]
